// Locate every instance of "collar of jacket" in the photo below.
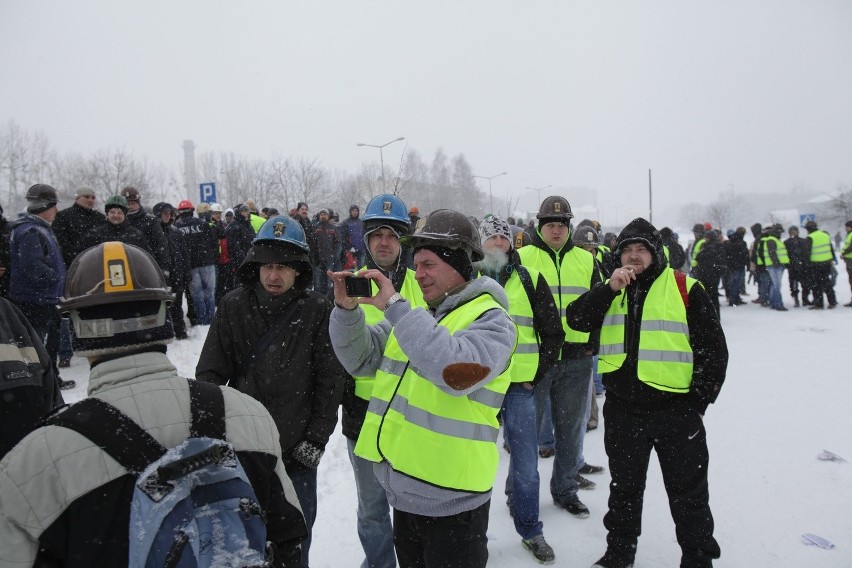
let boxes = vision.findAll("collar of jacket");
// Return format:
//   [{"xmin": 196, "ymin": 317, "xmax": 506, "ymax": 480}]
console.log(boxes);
[{"xmin": 87, "ymin": 349, "xmax": 177, "ymax": 396}]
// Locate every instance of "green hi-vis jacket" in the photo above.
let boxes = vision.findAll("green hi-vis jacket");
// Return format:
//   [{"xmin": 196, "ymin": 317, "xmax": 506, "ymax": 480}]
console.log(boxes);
[
  {"xmin": 518, "ymin": 244, "xmax": 594, "ymax": 345},
  {"xmin": 353, "ymin": 268, "xmax": 426, "ymax": 401},
  {"xmin": 809, "ymin": 230, "xmax": 833, "ymax": 262},
  {"xmin": 598, "ymin": 269, "xmax": 697, "ymax": 393},
  {"xmin": 355, "ymin": 294, "xmax": 512, "ymax": 493}
]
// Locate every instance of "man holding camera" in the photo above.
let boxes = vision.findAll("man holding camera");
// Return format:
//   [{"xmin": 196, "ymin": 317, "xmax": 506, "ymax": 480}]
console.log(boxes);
[{"xmin": 328, "ymin": 209, "xmax": 516, "ymax": 568}]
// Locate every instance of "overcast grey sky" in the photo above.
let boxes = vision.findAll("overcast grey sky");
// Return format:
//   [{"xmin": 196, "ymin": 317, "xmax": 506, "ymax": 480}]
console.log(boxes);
[{"xmin": 3, "ymin": 1, "xmax": 851, "ymax": 220}]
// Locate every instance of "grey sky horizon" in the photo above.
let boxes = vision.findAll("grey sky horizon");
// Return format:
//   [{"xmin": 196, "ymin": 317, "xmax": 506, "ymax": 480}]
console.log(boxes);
[{"xmin": 3, "ymin": 0, "xmax": 851, "ymax": 222}]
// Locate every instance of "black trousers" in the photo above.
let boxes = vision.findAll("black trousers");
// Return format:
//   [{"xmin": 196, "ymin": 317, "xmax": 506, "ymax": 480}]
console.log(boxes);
[
  {"xmin": 808, "ymin": 263, "xmax": 837, "ymax": 308},
  {"xmin": 602, "ymin": 401, "xmax": 720, "ymax": 568},
  {"xmin": 393, "ymin": 499, "xmax": 490, "ymax": 568}
]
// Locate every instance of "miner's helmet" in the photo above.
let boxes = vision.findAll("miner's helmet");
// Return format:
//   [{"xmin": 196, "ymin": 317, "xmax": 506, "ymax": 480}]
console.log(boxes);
[
  {"xmin": 240, "ymin": 215, "xmax": 313, "ymax": 289},
  {"xmin": 400, "ymin": 208, "xmax": 484, "ymax": 262},
  {"xmin": 59, "ymin": 242, "xmax": 174, "ymax": 356},
  {"xmin": 362, "ymin": 193, "xmax": 411, "ymax": 237},
  {"xmin": 536, "ymin": 196, "xmax": 573, "ymax": 222}
]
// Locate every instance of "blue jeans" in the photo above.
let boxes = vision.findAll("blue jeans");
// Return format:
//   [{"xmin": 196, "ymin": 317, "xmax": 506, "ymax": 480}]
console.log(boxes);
[
  {"xmin": 346, "ymin": 439, "xmax": 396, "ymax": 568},
  {"xmin": 503, "ymin": 383, "xmax": 543, "ymax": 540},
  {"xmin": 286, "ymin": 465, "xmax": 318, "ymax": 568},
  {"xmin": 767, "ymin": 265, "xmax": 786, "ymax": 308},
  {"xmin": 757, "ymin": 269, "xmax": 770, "ymax": 304},
  {"xmin": 546, "ymin": 357, "xmax": 594, "ymax": 501},
  {"xmin": 189, "ymin": 264, "xmax": 217, "ymax": 325},
  {"xmin": 535, "ymin": 375, "xmax": 555, "ymax": 452},
  {"xmin": 592, "ymin": 354, "xmax": 604, "ymax": 395},
  {"xmin": 59, "ymin": 317, "xmax": 73, "ymax": 360}
]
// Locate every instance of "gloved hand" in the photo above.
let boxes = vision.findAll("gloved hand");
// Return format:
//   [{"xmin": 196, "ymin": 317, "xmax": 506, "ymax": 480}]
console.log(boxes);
[{"xmin": 291, "ymin": 440, "xmax": 325, "ymax": 469}]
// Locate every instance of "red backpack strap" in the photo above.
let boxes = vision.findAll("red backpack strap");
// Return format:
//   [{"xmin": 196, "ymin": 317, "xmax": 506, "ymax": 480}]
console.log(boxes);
[{"xmin": 674, "ymin": 270, "xmax": 689, "ymax": 309}]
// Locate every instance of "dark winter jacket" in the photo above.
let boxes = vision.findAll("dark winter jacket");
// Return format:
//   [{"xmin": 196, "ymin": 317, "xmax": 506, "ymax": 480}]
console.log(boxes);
[
  {"xmin": 784, "ymin": 236, "xmax": 807, "ymax": 270},
  {"xmin": 292, "ymin": 214, "xmax": 320, "ymax": 266},
  {"xmin": 0, "ymin": 350, "xmax": 307, "ymax": 567},
  {"xmin": 161, "ymin": 222, "xmax": 190, "ymax": 290},
  {"xmin": 51, "ymin": 203, "xmax": 107, "ymax": 267},
  {"xmin": 81, "ymin": 220, "xmax": 150, "ymax": 253},
  {"xmin": 0, "ymin": 297, "xmax": 63, "ymax": 458},
  {"xmin": 225, "ymin": 215, "xmax": 256, "ymax": 274},
  {"xmin": 0, "ymin": 212, "xmax": 10, "ymax": 297},
  {"xmin": 338, "ymin": 217, "xmax": 366, "ymax": 256},
  {"xmin": 8, "ymin": 215, "xmax": 65, "ymax": 306},
  {"xmin": 312, "ymin": 220, "xmax": 340, "ymax": 270},
  {"xmin": 659, "ymin": 228, "xmax": 686, "ymax": 271},
  {"xmin": 126, "ymin": 207, "xmax": 171, "ymax": 270},
  {"xmin": 692, "ymin": 237, "xmax": 727, "ymax": 286},
  {"xmin": 196, "ymin": 284, "xmax": 345, "ymax": 462},
  {"xmin": 566, "ymin": 217, "xmax": 727, "ymax": 415},
  {"xmin": 174, "ymin": 213, "xmax": 219, "ymax": 268},
  {"xmin": 724, "ymin": 233, "xmax": 749, "ymax": 271}
]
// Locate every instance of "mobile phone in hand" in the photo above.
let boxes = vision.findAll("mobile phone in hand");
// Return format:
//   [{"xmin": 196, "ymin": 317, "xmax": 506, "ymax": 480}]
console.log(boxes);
[{"xmin": 345, "ymin": 276, "xmax": 372, "ymax": 297}]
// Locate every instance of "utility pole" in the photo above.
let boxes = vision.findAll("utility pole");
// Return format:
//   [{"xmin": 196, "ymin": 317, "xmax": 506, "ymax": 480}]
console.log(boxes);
[{"xmin": 648, "ymin": 169, "xmax": 653, "ymax": 224}]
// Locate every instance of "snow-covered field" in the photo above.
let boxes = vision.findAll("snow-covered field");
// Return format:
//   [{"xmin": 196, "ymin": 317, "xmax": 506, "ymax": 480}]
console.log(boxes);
[{"xmin": 59, "ymin": 271, "xmax": 852, "ymax": 567}]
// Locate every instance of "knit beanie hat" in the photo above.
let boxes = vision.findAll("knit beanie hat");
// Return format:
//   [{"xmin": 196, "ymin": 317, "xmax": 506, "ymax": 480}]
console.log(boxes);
[
  {"xmin": 478, "ymin": 215, "xmax": 514, "ymax": 250},
  {"xmin": 417, "ymin": 245, "xmax": 474, "ymax": 281}
]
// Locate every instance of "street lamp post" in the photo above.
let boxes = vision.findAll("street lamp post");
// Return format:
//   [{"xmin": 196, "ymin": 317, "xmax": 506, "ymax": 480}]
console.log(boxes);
[
  {"xmin": 525, "ymin": 184, "xmax": 553, "ymax": 206},
  {"xmin": 356, "ymin": 137, "xmax": 405, "ymax": 191},
  {"xmin": 473, "ymin": 172, "xmax": 508, "ymax": 214}
]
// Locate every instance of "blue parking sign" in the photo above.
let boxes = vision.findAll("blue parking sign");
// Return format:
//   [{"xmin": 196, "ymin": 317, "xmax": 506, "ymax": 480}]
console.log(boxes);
[
  {"xmin": 800, "ymin": 213, "xmax": 815, "ymax": 225},
  {"xmin": 200, "ymin": 182, "xmax": 217, "ymax": 204}
]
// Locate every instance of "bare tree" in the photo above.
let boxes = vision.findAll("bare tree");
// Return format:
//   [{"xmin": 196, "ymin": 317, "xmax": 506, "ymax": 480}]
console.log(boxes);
[
  {"xmin": 289, "ymin": 156, "xmax": 332, "ymax": 210},
  {"xmin": 823, "ymin": 184, "xmax": 852, "ymax": 225},
  {"xmin": 0, "ymin": 120, "xmax": 55, "ymax": 214}
]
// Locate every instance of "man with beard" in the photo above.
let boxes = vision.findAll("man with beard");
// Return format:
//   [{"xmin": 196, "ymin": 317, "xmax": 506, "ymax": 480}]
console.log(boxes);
[
  {"xmin": 338, "ymin": 193, "xmax": 426, "ymax": 568},
  {"xmin": 567, "ymin": 218, "xmax": 727, "ymax": 568},
  {"xmin": 476, "ymin": 215, "xmax": 563, "ymax": 564}
]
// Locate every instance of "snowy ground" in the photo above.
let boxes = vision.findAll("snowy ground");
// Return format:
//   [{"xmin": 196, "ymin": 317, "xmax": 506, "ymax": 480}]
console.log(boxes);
[{"xmin": 59, "ymin": 270, "xmax": 852, "ymax": 567}]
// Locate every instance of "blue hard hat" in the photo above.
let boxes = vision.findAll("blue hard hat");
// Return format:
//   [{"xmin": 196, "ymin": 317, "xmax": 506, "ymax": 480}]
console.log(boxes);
[
  {"xmin": 254, "ymin": 215, "xmax": 309, "ymax": 252},
  {"xmin": 362, "ymin": 194, "xmax": 410, "ymax": 235}
]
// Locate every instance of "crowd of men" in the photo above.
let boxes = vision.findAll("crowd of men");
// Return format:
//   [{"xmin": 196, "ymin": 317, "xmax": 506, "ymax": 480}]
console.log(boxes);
[{"xmin": 1, "ymin": 182, "xmax": 850, "ymax": 568}]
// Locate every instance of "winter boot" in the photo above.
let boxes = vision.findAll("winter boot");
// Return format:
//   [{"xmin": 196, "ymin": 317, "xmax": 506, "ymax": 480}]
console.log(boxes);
[
  {"xmin": 793, "ymin": 292, "xmax": 800, "ymax": 307},
  {"xmin": 522, "ymin": 534, "xmax": 556, "ymax": 564}
]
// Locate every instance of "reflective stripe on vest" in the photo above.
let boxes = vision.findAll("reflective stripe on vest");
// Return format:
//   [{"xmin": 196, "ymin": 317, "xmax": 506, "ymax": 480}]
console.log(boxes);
[
  {"xmin": 809, "ymin": 230, "xmax": 832, "ymax": 262},
  {"xmin": 762, "ymin": 236, "xmax": 789, "ymax": 266},
  {"xmin": 354, "ymin": 294, "xmax": 512, "ymax": 492},
  {"xmin": 690, "ymin": 239, "xmax": 705, "ymax": 267},
  {"xmin": 598, "ymin": 269, "xmax": 695, "ymax": 393},
  {"xmin": 504, "ymin": 268, "xmax": 539, "ymax": 382},
  {"xmin": 353, "ymin": 268, "xmax": 426, "ymax": 401},
  {"xmin": 519, "ymin": 245, "xmax": 594, "ymax": 344}
]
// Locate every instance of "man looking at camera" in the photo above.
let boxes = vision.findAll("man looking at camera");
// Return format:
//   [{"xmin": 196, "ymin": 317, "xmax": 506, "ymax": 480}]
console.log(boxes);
[
  {"xmin": 328, "ymin": 209, "xmax": 516, "ymax": 568},
  {"xmin": 566, "ymin": 218, "xmax": 727, "ymax": 568}
]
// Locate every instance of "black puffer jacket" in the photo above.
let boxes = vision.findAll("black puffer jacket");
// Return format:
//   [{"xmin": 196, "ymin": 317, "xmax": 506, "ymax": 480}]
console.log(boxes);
[
  {"xmin": 225, "ymin": 215, "xmax": 256, "ymax": 273},
  {"xmin": 174, "ymin": 213, "xmax": 218, "ymax": 268},
  {"xmin": 196, "ymin": 283, "xmax": 344, "ymax": 462},
  {"xmin": 724, "ymin": 232, "xmax": 749, "ymax": 271},
  {"xmin": 51, "ymin": 203, "xmax": 106, "ymax": 266},
  {"xmin": 81, "ymin": 221, "xmax": 150, "ymax": 252},
  {"xmin": 126, "ymin": 207, "xmax": 170, "ymax": 270},
  {"xmin": 566, "ymin": 217, "xmax": 728, "ymax": 415}
]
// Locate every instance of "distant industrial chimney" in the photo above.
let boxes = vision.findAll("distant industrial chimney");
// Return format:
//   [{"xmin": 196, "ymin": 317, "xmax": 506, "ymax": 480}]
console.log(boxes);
[{"xmin": 182, "ymin": 140, "xmax": 197, "ymax": 202}]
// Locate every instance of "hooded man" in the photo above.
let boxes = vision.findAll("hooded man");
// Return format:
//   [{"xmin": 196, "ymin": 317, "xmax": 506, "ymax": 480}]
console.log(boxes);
[
  {"xmin": 0, "ymin": 242, "xmax": 307, "ymax": 566},
  {"xmin": 841, "ymin": 220, "xmax": 852, "ymax": 306},
  {"xmin": 567, "ymin": 218, "xmax": 727, "ymax": 568},
  {"xmin": 476, "ymin": 215, "xmax": 563, "ymax": 564},
  {"xmin": 802, "ymin": 219, "xmax": 838, "ymax": 309},
  {"xmin": 784, "ymin": 226, "xmax": 810, "ymax": 307},
  {"xmin": 197, "ymin": 216, "xmax": 345, "ymax": 568},
  {"xmin": 338, "ymin": 194, "xmax": 426, "ymax": 568},
  {"xmin": 338, "ymin": 204, "xmax": 367, "ymax": 269},
  {"xmin": 328, "ymin": 209, "xmax": 516, "ymax": 568},
  {"xmin": 722, "ymin": 227, "xmax": 749, "ymax": 306}
]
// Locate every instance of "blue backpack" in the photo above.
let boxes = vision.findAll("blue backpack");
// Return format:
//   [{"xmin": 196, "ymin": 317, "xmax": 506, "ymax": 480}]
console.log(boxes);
[{"xmin": 48, "ymin": 380, "xmax": 272, "ymax": 568}]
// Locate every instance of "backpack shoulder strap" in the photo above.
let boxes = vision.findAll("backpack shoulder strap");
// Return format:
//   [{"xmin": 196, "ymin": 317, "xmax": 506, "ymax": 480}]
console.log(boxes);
[
  {"xmin": 188, "ymin": 379, "xmax": 227, "ymax": 440},
  {"xmin": 45, "ymin": 397, "xmax": 166, "ymax": 475},
  {"xmin": 514, "ymin": 265, "xmax": 537, "ymax": 311},
  {"xmin": 674, "ymin": 270, "xmax": 689, "ymax": 309}
]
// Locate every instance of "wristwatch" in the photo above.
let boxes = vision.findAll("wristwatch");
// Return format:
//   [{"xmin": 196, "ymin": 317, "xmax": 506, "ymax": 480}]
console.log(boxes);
[{"xmin": 384, "ymin": 292, "xmax": 403, "ymax": 311}]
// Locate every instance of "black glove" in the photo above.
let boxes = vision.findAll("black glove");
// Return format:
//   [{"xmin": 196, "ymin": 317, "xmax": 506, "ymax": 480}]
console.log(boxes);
[{"xmin": 291, "ymin": 440, "xmax": 325, "ymax": 469}]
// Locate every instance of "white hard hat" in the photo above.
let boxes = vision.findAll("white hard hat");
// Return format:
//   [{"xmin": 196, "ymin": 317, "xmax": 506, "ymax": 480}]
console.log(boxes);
[{"xmin": 210, "ymin": 202, "xmax": 223, "ymax": 213}]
